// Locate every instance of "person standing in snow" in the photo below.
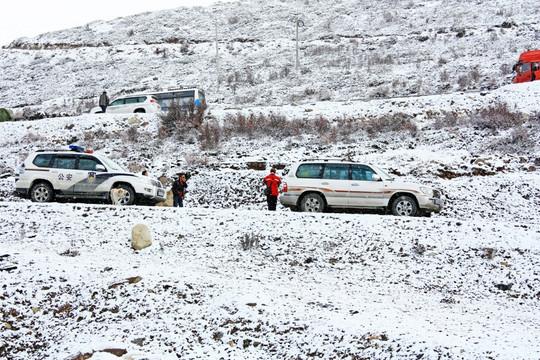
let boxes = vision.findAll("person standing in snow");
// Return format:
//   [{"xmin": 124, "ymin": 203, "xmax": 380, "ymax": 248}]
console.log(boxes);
[
  {"xmin": 172, "ymin": 173, "xmax": 188, "ymax": 207},
  {"xmin": 263, "ymin": 168, "xmax": 281, "ymax": 211},
  {"xmin": 532, "ymin": 62, "xmax": 539, "ymax": 82},
  {"xmin": 99, "ymin": 91, "xmax": 109, "ymax": 113}
]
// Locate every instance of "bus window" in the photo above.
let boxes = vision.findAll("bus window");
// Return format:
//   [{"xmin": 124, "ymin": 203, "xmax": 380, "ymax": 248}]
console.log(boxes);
[{"xmin": 149, "ymin": 88, "xmax": 205, "ymax": 110}]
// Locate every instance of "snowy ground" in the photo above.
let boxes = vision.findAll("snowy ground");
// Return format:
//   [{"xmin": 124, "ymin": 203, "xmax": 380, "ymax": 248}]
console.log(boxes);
[
  {"xmin": 1, "ymin": 202, "xmax": 539, "ymax": 360},
  {"xmin": 1, "ymin": 81, "xmax": 540, "ymax": 359},
  {"xmin": 2, "ymin": 0, "xmax": 540, "ymax": 357}
]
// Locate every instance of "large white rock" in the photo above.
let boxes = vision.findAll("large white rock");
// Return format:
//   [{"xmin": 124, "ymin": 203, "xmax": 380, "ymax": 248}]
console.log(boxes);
[{"xmin": 131, "ymin": 224, "xmax": 152, "ymax": 250}]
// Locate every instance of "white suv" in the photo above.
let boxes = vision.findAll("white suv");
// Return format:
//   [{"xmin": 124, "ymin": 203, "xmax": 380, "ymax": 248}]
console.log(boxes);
[
  {"xmin": 279, "ymin": 159, "xmax": 444, "ymax": 216},
  {"xmin": 14, "ymin": 147, "xmax": 166, "ymax": 205},
  {"xmin": 90, "ymin": 94, "xmax": 161, "ymax": 114}
]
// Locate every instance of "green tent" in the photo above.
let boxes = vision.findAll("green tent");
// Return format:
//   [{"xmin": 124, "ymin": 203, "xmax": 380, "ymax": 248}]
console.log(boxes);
[{"xmin": 0, "ymin": 108, "xmax": 13, "ymax": 122}]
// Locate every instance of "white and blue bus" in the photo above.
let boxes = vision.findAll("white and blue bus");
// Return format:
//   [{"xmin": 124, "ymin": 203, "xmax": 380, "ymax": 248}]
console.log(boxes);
[{"xmin": 149, "ymin": 88, "xmax": 206, "ymax": 111}]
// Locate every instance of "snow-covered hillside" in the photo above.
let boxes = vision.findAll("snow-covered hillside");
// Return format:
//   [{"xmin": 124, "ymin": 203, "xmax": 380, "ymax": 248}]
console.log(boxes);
[
  {"xmin": 1, "ymin": 0, "xmax": 540, "ymax": 359},
  {"xmin": 2, "ymin": 0, "xmax": 540, "ymax": 118}
]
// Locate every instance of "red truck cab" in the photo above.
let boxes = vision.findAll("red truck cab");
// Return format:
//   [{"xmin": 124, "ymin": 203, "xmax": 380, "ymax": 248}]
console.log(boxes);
[{"xmin": 513, "ymin": 50, "xmax": 540, "ymax": 83}]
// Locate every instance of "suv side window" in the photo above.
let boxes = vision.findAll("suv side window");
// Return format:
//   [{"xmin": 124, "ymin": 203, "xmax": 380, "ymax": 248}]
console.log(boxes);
[
  {"xmin": 296, "ymin": 164, "xmax": 323, "ymax": 178},
  {"xmin": 52, "ymin": 155, "xmax": 77, "ymax": 169},
  {"xmin": 78, "ymin": 156, "xmax": 102, "ymax": 171},
  {"xmin": 33, "ymin": 154, "xmax": 55, "ymax": 167},
  {"xmin": 351, "ymin": 165, "xmax": 377, "ymax": 181},
  {"xmin": 110, "ymin": 99, "xmax": 124, "ymax": 106},
  {"xmin": 323, "ymin": 164, "xmax": 350, "ymax": 180},
  {"xmin": 125, "ymin": 97, "xmax": 144, "ymax": 104}
]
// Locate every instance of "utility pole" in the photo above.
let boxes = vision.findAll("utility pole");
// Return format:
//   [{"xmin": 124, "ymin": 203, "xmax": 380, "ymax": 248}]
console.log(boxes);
[
  {"xmin": 294, "ymin": 17, "xmax": 304, "ymax": 72},
  {"xmin": 215, "ymin": 23, "xmax": 220, "ymax": 91}
]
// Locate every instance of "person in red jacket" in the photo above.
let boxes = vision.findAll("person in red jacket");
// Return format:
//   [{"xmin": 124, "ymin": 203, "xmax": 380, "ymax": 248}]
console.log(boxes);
[{"xmin": 263, "ymin": 168, "xmax": 281, "ymax": 211}]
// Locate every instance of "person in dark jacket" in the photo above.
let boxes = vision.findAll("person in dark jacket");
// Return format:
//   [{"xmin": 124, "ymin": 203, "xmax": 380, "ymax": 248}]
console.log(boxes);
[
  {"xmin": 172, "ymin": 173, "xmax": 188, "ymax": 207},
  {"xmin": 263, "ymin": 168, "xmax": 281, "ymax": 211},
  {"xmin": 99, "ymin": 91, "xmax": 109, "ymax": 113}
]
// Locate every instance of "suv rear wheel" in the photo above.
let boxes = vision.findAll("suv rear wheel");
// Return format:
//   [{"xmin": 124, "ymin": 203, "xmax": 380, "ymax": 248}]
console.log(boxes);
[
  {"xmin": 300, "ymin": 193, "xmax": 325, "ymax": 212},
  {"xmin": 391, "ymin": 195, "xmax": 418, "ymax": 216},
  {"xmin": 30, "ymin": 182, "xmax": 54, "ymax": 203}
]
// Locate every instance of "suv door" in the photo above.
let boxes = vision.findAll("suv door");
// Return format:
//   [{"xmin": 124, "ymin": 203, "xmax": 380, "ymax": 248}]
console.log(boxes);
[
  {"xmin": 50, "ymin": 154, "xmax": 79, "ymax": 196},
  {"xmin": 124, "ymin": 96, "xmax": 147, "ymax": 112},
  {"xmin": 73, "ymin": 155, "xmax": 108, "ymax": 197},
  {"xmin": 349, "ymin": 164, "xmax": 385, "ymax": 208},
  {"xmin": 107, "ymin": 98, "xmax": 126, "ymax": 113},
  {"xmin": 320, "ymin": 164, "xmax": 351, "ymax": 207}
]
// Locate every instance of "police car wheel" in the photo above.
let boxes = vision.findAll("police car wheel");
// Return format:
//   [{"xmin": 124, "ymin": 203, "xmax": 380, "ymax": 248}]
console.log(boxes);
[
  {"xmin": 30, "ymin": 182, "xmax": 54, "ymax": 203},
  {"xmin": 116, "ymin": 184, "xmax": 135, "ymax": 205}
]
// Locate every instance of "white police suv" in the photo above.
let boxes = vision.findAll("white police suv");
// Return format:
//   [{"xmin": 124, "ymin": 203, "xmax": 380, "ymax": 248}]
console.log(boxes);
[{"xmin": 14, "ymin": 146, "xmax": 166, "ymax": 205}]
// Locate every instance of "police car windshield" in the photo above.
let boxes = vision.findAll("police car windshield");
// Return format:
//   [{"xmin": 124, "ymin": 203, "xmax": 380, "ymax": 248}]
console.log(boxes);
[{"xmin": 100, "ymin": 157, "xmax": 126, "ymax": 171}]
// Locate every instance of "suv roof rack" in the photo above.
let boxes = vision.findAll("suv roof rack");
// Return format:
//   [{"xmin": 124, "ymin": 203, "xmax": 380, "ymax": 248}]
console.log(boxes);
[
  {"xmin": 35, "ymin": 149, "xmax": 72, "ymax": 153},
  {"xmin": 301, "ymin": 158, "xmax": 353, "ymax": 162},
  {"xmin": 35, "ymin": 146, "xmax": 94, "ymax": 153},
  {"xmin": 166, "ymin": 86, "xmax": 199, "ymax": 91}
]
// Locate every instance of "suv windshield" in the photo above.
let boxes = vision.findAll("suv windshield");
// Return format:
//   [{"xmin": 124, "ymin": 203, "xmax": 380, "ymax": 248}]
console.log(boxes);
[
  {"xmin": 100, "ymin": 157, "xmax": 125, "ymax": 171},
  {"xmin": 371, "ymin": 165, "xmax": 394, "ymax": 181}
]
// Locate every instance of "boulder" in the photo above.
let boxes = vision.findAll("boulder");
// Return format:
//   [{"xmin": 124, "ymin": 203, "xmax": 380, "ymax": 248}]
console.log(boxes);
[
  {"xmin": 131, "ymin": 224, "xmax": 152, "ymax": 250},
  {"xmin": 128, "ymin": 115, "xmax": 142, "ymax": 125}
]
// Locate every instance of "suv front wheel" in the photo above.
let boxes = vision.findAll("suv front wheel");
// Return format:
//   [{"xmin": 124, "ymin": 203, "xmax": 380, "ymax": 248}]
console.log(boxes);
[
  {"xmin": 391, "ymin": 195, "xmax": 418, "ymax": 216},
  {"xmin": 30, "ymin": 182, "xmax": 54, "ymax": 203},
  {"xmin": 300, "ymin": 193, "xmax": 325, "ymax": 212},
  {"xmin": 114, "ymin": 184, "xmax": 136, "ymax": 205}
]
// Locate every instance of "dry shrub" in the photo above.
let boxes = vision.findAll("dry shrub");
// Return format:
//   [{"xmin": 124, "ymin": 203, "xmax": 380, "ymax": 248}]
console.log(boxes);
[
  {"xmin": 336, "ymin": 116, "xmax": 363, "ymax": 139},
  {"xmin": 222, "ymin": 112, "xmax": 292, "ymax": 139},
  {"xmin": 320, "ymin": 128, "xmax": 339, "ymax": 145},
  {"xmin": 125, "ymin": 126, "xmax": 139, "ymax": 143},
  {"xmin": 266, "ymin": 113, "xmax": 291, "ymax": 138},
  {"xmin": 364, "ymin": 113, "xmax": 417, "ymax": 136},
  {"xmin": 223, "ymin": 113, "xmax": 259, "ymax": 138},
  {"xmin": 220, "ymin": 112, "xmax": 367, "ymax": 142},
  {"xmin": 508, "ymin": 125, "xmax": 530, "ymax": 144},
  {"xmin": 199, "ymin": 120, "xmax": 221, "ymax": 150},
  {"xmin": 184, "ymin": 152, "xmax": 210, "ymax": 166},
  {"xmin": 433, "ymin": 111, "xmax": 461, "ymax": 129},
  {"xmin": 240, "ymin": 233, "xmax": 260, "ymax": 251},
  {"xmin": 469, "ymin": 102, "xmax": 521, "ymax": 132},
  {"xmin": 487, "ymin": 125, "xmax": 531, "ymax": 153},
  {"xmin": 313, "ymin": 115, "xmax": 332, "ymax": 134},
  {"xmin": 159, "ymin": 101, "xmax": 207, "ymax": 141}
]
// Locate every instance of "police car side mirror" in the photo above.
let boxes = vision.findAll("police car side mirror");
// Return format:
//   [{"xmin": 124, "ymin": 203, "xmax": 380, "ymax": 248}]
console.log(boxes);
[
  {"xmin": 371, "ymin": 174, "xmax": 381, "ymax": 181},
  {"xmin": 96, "ymin": 164, "xmax": 106, "ymax": 172}
]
